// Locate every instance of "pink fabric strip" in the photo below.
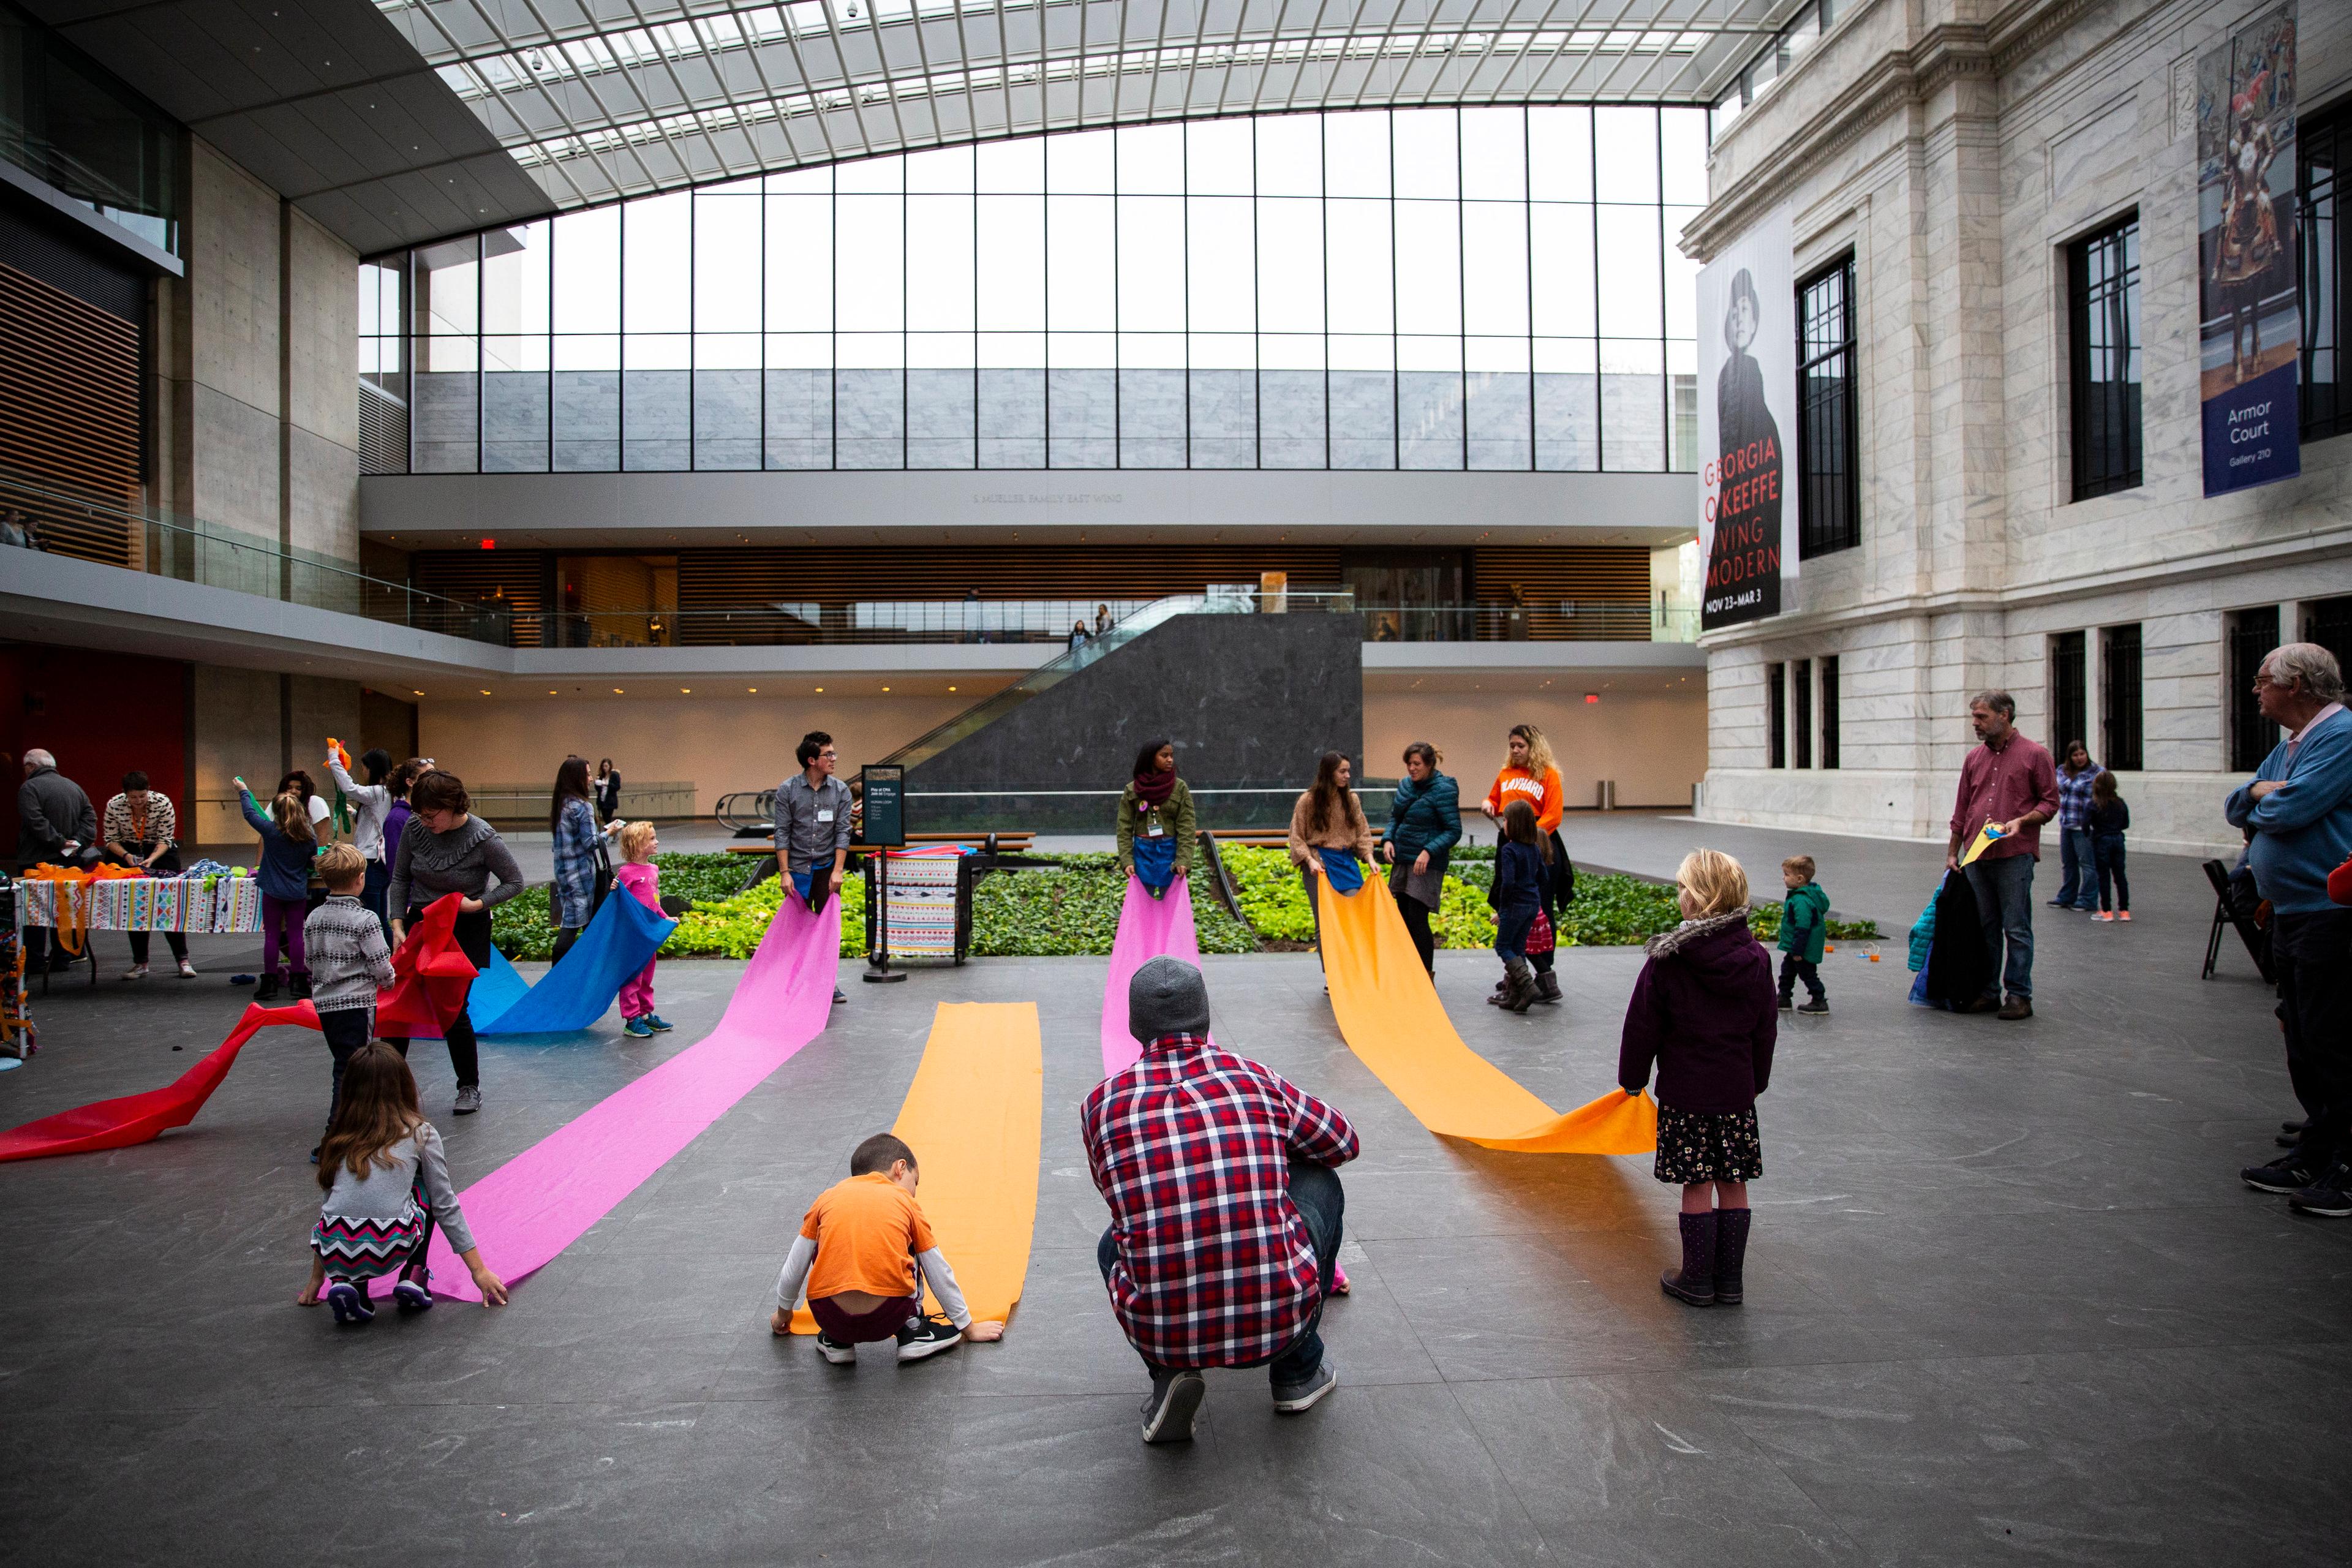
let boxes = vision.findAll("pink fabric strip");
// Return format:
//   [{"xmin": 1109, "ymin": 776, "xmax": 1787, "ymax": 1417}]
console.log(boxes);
[
  {"xmin": 379, "ymin": 894, "xmax": 842, "ymax": 1301},
  {"xmin": 1099, "ymin": 873, "xmax": 1205, "ymax": 1078}
]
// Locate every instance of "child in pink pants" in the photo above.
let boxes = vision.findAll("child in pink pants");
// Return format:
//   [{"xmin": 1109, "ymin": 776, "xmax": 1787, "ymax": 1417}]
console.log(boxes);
[{"xmin": 614, "ymin": 821, "xmax": 671, "ymax": 1037}]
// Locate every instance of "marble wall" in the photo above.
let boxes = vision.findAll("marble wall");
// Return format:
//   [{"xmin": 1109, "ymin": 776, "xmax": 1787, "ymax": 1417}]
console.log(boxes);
[{"xmin": 1687, "ymin": 0, "xmax": 2352, "ymax": 857}]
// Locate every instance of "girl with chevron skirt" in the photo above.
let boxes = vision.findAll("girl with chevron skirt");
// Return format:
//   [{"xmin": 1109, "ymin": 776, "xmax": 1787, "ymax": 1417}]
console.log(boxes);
[{"xmin": 299, "ymin": 1044, "xmax": 508, "ymax": 1324}]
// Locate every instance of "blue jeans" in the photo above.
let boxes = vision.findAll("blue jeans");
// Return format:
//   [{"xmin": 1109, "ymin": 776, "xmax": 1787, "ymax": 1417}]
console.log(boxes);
[
  {"xmin": 1962, "ymin": 853, "xmax": 2035, "ymax": 1000},
  {"xmin": 2054, "ymin": 828, "xmax": 2096, "ymax": 908},
  {"xmin": 1098, "ymin": 1158, "xmax": 1343, "ymax": 1388}
]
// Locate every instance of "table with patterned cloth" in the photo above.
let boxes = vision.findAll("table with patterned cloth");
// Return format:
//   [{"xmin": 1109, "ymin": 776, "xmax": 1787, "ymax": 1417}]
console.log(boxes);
[{"xmin": 13, "ymin": 874, "xmax": 265, "ymax": 936}]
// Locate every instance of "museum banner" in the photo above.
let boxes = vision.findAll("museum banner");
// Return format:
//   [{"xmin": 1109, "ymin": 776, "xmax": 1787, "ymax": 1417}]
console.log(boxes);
[
  {"xmin": 2199, "ymin": 3, "xmax": 2299, "ymax": 497},
  {"xmin": 1697, "ymin": 204, "xmax": 1798, "ymax": 631}
]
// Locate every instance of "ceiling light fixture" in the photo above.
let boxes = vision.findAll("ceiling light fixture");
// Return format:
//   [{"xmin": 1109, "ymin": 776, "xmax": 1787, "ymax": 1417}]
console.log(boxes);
[
  {"xmin": 612, "ymin": 687, "xmax": 624, "ymax": 694},
  {"xmin": 479, "ymin": 688, "xmax": 491, "ymax": 695}
]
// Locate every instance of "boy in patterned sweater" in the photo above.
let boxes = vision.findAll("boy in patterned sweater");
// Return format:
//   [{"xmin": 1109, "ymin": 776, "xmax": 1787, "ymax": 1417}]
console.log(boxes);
[{"xmin": 306, "ymin": 843, "xmax": 397, "ymax": 1158}]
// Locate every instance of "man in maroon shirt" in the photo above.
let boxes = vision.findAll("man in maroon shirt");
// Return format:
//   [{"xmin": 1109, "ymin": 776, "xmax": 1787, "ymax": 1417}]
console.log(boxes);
[{"xmin": 1945, "ymin": 691, "xmax": 2062, "ymax": 1020}]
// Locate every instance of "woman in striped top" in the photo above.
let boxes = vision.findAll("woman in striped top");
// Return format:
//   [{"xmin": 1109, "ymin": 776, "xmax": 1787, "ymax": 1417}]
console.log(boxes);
[{"xmin": 100, "ymin": 771, "xmax": 194, "ymax": 980}]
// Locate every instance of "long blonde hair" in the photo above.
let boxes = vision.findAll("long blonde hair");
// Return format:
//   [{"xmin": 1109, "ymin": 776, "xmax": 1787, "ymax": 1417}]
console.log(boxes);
[{"xmin": 1510, "ymin": 723, "xmax": 1556, "ymax": 780}]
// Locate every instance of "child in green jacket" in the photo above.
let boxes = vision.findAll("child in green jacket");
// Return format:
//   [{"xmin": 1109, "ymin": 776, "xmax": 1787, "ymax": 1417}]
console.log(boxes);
[{"xmin": 1776, "ymin": 855, "xmax": 1831, "ymax": 1015}]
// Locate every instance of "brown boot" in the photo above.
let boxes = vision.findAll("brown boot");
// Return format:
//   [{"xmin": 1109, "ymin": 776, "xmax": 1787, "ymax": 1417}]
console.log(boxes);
[
  {"xmin": 1662, "ymin": 1212, "xmax": 1717, "ymax": 1306},
  {"xmin": 1501, "ymin": 957, "xmax": 1539, "ymax": 1014},
  {"xmin": 1535, "ymin": 970, "xmax": 1562, "ymax": 1004},
  {"xmin": 1997, "ymin": 995, "xmax": 2033, "ymax": 1020}
]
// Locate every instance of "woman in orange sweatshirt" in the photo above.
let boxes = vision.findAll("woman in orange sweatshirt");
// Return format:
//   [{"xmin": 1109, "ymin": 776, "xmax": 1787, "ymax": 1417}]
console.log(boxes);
[{"xmin": 1481, "ymin": 724, "xmax": 1569, "ymax": 1004}]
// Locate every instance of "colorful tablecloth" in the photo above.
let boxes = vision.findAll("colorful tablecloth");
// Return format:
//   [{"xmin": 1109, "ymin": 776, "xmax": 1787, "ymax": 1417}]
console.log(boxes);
[{"xmin": 13, "ymin": 875, "xmax": 264, "ymax": 935}]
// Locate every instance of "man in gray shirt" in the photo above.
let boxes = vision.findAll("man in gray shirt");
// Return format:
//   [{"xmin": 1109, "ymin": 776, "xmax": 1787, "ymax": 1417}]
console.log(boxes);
[{"xmin": 776, "ymin": 730, "xmax": 855, "ymax": 1004}]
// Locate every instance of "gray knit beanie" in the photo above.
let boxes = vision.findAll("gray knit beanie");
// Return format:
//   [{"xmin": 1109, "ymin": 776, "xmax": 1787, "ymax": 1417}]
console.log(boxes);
[{"xmin": 1129, "ymin": 956, "xmax": 1211, "ymax": 1044}]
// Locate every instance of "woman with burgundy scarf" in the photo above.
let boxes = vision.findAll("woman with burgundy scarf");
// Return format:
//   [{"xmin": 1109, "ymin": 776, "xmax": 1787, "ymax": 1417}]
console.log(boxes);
[{"xmin": 1116, "ymin": 740, "xmax": 1196, "ymax": 899}]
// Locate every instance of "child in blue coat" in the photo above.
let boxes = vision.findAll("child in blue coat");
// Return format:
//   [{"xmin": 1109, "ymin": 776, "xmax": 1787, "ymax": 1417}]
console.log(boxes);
[
  {"xmin": 1487, "ymin": 799, "xmax": 1549, "ymax": 1014},
  {"xmin": 236, "ymin": 775, "xmax": 321, "ymax": 1000}
]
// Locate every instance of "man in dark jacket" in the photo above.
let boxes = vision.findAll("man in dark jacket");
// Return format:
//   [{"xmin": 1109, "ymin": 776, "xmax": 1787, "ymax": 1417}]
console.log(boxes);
[{"xmin": 18, "ymin": 748, "xmax": 99, "ymax": 972}]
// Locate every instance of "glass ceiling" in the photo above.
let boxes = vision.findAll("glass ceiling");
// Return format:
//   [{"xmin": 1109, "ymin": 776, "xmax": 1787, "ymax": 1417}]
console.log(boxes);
[{"xmin": 374, "ymin": 0, "xmax": 1774, "ymax": 209}]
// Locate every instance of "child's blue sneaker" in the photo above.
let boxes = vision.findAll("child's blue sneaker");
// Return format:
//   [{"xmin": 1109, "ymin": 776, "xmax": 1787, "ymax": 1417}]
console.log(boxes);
[
  {"xmin": 642, "ymin": 1013, "xmax": 674, "ymax": 1032},
  {"xmin": 623, "ymin": 1015, "xmax": 654, "ymax": 1038}
]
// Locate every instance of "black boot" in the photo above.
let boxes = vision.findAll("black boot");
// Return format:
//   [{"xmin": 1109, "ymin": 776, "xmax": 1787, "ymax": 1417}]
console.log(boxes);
[
  {"xmin": 1535, "ymin": 970, "xmax": 1562, "ymax": 1004},
  {"xmin": 255, "ymin": 971, "xmax": 280, "ymax": 1001},
  {"xmin": 1713, "ymin": 1208, "xmax": 1751, "ymax": 1305},
  {"xmin": 1662, "ymin": 1212, "xmax": 1717, "ymax": 1306},
  {"xmin": 288, "ymin": 972, "xmax": 313, "ymax": 1001}
]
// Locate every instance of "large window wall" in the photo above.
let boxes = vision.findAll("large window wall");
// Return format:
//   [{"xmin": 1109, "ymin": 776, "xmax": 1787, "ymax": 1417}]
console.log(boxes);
[{"xmin": 361, "ymin": 106, "xmax": 1705, "ymax": 475}]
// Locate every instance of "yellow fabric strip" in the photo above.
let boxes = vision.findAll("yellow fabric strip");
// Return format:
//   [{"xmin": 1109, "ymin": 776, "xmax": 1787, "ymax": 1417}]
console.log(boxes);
[
  {"xmin": 1959, "ymin": 824, "xmax": 2007, "ymax": 866},
  {"xmin": 791, "ymin": 1001, "xmax": 1044, "ymax": 1332},
  {"xmin": 1316, "ymin": 875, "xmax": 1657, "ymax": 1155}
]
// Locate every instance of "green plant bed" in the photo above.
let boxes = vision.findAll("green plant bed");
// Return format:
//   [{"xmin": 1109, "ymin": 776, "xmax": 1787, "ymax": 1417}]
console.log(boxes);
[{"xmin": 488, "ymin": 848, "xmax": 1875, "ymax": 963}]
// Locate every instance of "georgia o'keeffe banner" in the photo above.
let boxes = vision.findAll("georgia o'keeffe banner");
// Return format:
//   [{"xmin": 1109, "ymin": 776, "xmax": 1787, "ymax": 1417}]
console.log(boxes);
[
  {"xmin": 2198, "ymin": 2, "xmax": 2300, "ymax": 497},
  {"xmin": 1697, "ymin": 204, "xmax": 1798, "ymax": 631}
]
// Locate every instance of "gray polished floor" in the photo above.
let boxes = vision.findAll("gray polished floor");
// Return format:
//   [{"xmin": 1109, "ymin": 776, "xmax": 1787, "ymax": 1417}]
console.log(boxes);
[{"xmin": 2, "ymin": 821, "xmax": 2345, "ymax": 1566}]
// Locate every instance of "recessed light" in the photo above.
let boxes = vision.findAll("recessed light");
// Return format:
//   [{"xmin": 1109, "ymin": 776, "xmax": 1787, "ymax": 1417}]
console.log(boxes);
[
  {"xmin": 814, "ymin": 687, "xmax": 824, "ymax": 693},
  {"xmin": 548, "ymin": 690, "xmax": 557, "ymax": 695},
  {"xmin": 412, "ymin": 689, "xmax": 424, "ymax": 696},
  {"xmin": 948, "ymin": 685, "xmax": 957, "ymax": 692},
  {"xmin": 747, "ymin": 687, "xmax": 757, "ymax": 693},
  {"xmin": 680, "ymin": 687, "xmax": 692, "ymax": 693},
  {"xmin": 881, "ymin": 685, "xmax": 890, "ymax": 692},
  {"xmin": 612, "ymin": 687, "xmax": 625, "ymax": 694},
  {"xmin": 479, "ymin": 688, "xmax": 491, "ymax": 695}
]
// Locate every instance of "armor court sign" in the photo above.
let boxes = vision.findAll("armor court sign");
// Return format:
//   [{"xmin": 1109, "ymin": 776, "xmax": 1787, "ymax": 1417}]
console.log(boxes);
[
  {"xmin": 2198, "ymin": 4, "xmax": 2300, "ymax": 497},
  {"xmin": 1697, "ymin": 205, "xmax": 1799, "ymax": 631}
]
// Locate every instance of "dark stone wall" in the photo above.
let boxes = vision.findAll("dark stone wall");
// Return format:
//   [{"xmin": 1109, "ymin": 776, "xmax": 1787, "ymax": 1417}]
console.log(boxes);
[{"xmin": 904, "ymin": 612, "xmax": 1363, "ymax": 832}]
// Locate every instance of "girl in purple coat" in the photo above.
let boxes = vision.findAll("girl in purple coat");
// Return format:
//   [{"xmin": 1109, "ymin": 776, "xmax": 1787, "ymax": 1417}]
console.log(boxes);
[{"xmin": 1619, "ymin": 848, "xmax": 1778, "ymax": 1308}]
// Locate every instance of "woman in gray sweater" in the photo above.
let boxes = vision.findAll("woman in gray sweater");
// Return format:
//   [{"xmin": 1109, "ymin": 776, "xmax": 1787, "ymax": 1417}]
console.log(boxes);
[
  {"xmin": 301, "ymin": 1042, "xmax": 508, "ymax": 1321},
  {"xmin": 384, "ymin": 769, "xmax": 522, "ymax": 1117}
]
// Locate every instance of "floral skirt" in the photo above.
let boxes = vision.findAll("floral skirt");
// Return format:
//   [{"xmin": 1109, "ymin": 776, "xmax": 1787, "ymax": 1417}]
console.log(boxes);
[{"xmin": 1653, "ymin": 1104, "xmax": 1763, "ymax": 1185}]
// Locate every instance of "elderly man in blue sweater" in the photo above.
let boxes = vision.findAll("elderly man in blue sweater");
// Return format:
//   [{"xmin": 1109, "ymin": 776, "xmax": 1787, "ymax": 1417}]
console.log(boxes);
[{"xmin": 2229, "ymin": 643, "xmax": 2352, "ymax": 1216}]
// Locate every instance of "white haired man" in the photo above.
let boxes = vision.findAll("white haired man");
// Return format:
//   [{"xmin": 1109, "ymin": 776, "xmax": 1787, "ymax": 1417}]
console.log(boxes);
[
  {"xmin": 17, "ymin": 748, "xmax": 99, "ymax": 973},
  {"xmin": 2230, "ymin": 643, "xmax": 2352, "ymax": 1216}
]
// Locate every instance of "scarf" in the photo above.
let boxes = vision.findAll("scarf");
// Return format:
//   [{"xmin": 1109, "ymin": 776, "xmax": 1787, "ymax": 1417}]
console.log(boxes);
[{"xmin": 1133, "ymin": 766, "xmax": 1177, "ymax": 810}]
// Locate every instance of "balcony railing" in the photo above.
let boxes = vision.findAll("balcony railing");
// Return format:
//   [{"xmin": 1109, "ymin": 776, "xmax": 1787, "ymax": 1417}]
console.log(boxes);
[
  {"xmin": 2, "ymin": 468, "xmax": 1700, "ymax": 648},
  {"xmin": 0, "ymin": 469, "xmax": 517, "ymax": 647}
]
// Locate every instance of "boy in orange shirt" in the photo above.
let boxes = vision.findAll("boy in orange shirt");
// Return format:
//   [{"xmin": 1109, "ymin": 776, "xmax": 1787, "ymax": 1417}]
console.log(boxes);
[{"xmin": 769, "ymin": 1133, "xmax": 1006, "ymax": 1363}]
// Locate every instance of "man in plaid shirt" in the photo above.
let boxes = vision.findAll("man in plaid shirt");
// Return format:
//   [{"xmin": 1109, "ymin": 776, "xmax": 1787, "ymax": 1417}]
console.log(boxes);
[{"xmin": 1083, "ymin": 956, "xmax": 1358, "ymax": 1444}]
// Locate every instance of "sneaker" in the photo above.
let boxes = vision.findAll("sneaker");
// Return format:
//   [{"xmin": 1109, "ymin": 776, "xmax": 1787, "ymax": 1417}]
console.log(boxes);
[
  {"xmin": 2092, "ymin": 912, "xmax": 2114, "ymax": 922},
  {"xmin": 1271, "ymin": 1360, "xmax": 1340, "ymax": 1414},
  {"xmin": 1798, "ymin": 998, "xmax": 1830, "ymax": 1015},
  {"xmin": 623, "ymin": 1015, "xmax": 654, "ymax": 1038},
  {"xmin": 177, "ymin": 959, "xmax": 198, "ymax": 978},
  {"xmin": 2242, "ymin": 1158, "xmax": 2315, "ymax": 1194},
  {"xmin": 815, "ymin": 1332, "xmax": 857, "ymax": 1365},
  {"xmin": 2287, "ymin": 1166, "xmax": 2352, "ymax": 1217},
  {"xmin": 1997, "ymin": 995, "xmax": 2033, "ymax": 1021},
  {"xmin": 120, "ymin": 965, "xmax": 148, "ymax": 981},
  {"xmin": 1140, "ymin": 1369, "xmax": 1206, "ymax": 1444},
  {"xmin": 393, "ymin": 1269, "xmax": 434, "ymax": 1311},
  {"xmin": 833, "ymin": 988, "xmax": 848, "ymax": 1005},
  {"xmin": 642, "ymin": 1013, "xmax": 674, "ymax": 1031},
  {"xmin": 2117, "ymin": 911, "xmax": 2132, "ymax": 922},
  {"xmin": 453, "ymin": 1086, "xmax": 483, "ymax": 1115},
  {"xmin": 325, "ymin": 1280, "xmax": 375, "ymax": 1324},
  {"xmin": 895, "ymin": 1313, "xmax": 963, "ymax": 1363}
]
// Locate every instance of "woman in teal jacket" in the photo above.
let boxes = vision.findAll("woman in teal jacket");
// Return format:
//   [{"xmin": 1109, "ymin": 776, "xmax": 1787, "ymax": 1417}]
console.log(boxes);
[{"xmin": 1379, "ymin": 741, "xmax": 1461, "ymax": 977}]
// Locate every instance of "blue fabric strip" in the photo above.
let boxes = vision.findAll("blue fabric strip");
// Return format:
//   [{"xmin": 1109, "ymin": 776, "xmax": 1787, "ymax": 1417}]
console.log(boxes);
[
  {"xmin": 1132, "ymin": 834, "xmax": 1177, "ymax": 892},
  {"xmin": 1317, "ymin": 847, "xmax": 1365, "ymax": 893}
]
